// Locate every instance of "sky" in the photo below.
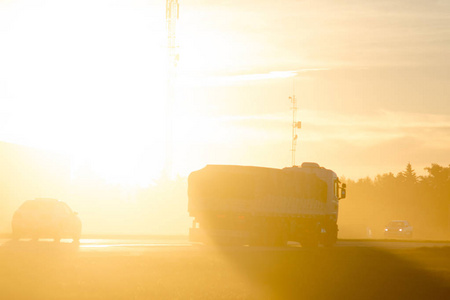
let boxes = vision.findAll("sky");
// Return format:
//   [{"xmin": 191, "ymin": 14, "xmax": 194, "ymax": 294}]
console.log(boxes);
[{"xmin": 1, "ymin": 0, "xmax": 450, "ymax": 184}]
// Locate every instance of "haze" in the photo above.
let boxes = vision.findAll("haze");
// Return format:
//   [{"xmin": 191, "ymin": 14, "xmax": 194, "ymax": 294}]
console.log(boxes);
[
  {"xmin": 1, "ymin": 0, "xmax": 450, "ymax": 236},
  {"xmin": 4, "ymin": 3, "xmax": 450, "ymax": 299},
  {"xmin": 1, "ymin": 0, "xmax": 449, "ymax": 181}
]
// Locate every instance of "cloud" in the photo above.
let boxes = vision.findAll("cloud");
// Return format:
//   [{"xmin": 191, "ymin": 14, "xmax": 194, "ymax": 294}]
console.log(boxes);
[
  {"xmin": 205, "ymin": 109, "xmax": 450, "ymax": 178},
  {"xmin": 199, "ymin": 109, "xmax": 450, "ymax": 147},
  {"xmin": 179, "ymin": 68, "xmax": 329, "ymax": 87}
]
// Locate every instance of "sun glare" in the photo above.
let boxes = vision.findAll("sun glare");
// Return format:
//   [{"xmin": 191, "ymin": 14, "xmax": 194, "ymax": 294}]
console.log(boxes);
[{"xmin": 0, "ymin": 0, "xmax": 176, "ymax": 185}]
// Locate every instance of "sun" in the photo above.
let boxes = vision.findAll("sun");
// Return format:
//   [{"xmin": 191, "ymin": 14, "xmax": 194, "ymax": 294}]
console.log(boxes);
[{"xmin": 0, "ymin": 1, "xmax": 182, "ymax": 185}]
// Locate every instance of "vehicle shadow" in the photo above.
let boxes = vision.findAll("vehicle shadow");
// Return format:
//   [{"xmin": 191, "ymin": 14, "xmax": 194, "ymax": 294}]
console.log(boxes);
[{"xmin": 216, "ymin": 245, "xmax": 450, "ymax": 300}]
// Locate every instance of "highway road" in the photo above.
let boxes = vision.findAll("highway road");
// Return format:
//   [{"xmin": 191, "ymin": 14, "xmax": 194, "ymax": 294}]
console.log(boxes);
[{"xmin": 2, "ymin": 236, "xmax": 450, "ymax": 299}]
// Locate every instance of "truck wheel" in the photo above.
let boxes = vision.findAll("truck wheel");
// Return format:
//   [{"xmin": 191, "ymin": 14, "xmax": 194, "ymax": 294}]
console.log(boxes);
[
  {"xmin": 250, "ymin": 235, "xmax": 264, "ymax": 246},
  {"xmin": 300, "ymin": 238, "xmax": 319, "ymax": 248},
  {"xmin": 300, "ymin": 223, "xmax": 320, "ymax": 248},
  {"xmin": 273, "ymin": 235, "xmax": 287, "ymax": 247},
  {"xmin": 250, "ymin": 221, "xmax": 267, "ymax": 246},
  {"xmin": 272, "ymin": 228, "xmax": 288, "ymax": 247},
  {"xmin": 322, "ymin": 224, "xmax": 338, "ymax": 247},
  {"xmin": 300, "ymin": 232, "xmax": 319, "ymax": 248},
  {"xmin": 322, "ymin": 231, "xmax": 337, "ymax": 247}
]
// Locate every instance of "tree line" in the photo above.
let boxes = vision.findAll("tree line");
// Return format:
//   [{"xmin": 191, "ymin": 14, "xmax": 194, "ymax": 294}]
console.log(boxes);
[{"xmin": 340, "ymin": 163, "xmax": 450, "ymax": 240}]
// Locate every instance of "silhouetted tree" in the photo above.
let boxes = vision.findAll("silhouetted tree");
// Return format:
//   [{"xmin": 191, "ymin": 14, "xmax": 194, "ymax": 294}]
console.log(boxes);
[
  {"xmin": 340, "ymin": 163, "xmax": 450, "ymax": 239},
  {"xmin": 423, "ymin": 164, "xmax": 450, "ymax": 189},
  {"xmin": 398, "ymin": 163, "xmax": 418, "ymax": 185}
]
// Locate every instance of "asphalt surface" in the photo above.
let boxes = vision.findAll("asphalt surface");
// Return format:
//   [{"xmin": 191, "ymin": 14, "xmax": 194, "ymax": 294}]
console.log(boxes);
[{"xmin": 2, "ymin": 237, "xmax": 450, "ymax": 299}]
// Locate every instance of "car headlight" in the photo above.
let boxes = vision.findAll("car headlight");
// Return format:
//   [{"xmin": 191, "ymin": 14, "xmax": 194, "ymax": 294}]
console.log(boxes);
[{"xmin": 399, "ymin": 228, "xmax": 402, "ymax": 232}]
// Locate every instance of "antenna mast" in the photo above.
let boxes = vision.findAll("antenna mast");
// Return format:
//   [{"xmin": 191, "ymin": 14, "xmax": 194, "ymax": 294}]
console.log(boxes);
[
  {"xmin": 289, "ymin": 86, "xmax": 301, "ymax": 166},
  {"xmin": 164, "ymin": 0, "xmax": 179, "ymax": 178}
]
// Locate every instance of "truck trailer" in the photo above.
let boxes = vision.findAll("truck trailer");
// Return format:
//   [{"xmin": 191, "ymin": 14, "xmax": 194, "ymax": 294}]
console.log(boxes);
[{"xmin": 188, "ymin": 162, "xmax": 346, "ymax": 247}]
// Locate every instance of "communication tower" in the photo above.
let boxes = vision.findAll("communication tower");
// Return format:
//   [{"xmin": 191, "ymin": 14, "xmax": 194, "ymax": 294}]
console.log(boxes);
[
  {"xmin": 289, "ymin": 88, "xmax": 301, "ymax": 166},
  {"xmin": 164, "ymin": 0, "xmax": 179, "ymax": 178}
]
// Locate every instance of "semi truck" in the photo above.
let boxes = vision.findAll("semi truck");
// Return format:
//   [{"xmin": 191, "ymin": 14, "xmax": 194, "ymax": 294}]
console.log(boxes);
[{"xmin": 188, "ymin": 162, "xmax": 346, "ymax": 247}]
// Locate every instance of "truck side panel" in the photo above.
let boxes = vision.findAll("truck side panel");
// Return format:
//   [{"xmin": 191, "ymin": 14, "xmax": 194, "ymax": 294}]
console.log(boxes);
[{"xmin": 188, "ymin": 165, "xmax": 327, "ymax": 217}]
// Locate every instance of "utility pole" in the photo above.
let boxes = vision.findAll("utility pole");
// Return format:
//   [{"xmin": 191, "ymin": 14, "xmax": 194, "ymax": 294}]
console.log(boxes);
[
  {"xmin": 289, "ymin": 86, "xmax": 301, "ymax": 167},
  {"xmin": 164, "ymin": 0, "xmax": 179, "ymax": 178}
]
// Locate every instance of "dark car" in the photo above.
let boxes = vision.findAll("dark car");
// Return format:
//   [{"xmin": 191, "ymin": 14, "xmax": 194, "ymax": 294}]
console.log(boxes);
[
  {"xmin": 384, "ymin": 220, "xmax": 413, "ymax": 239},
  {"xmin": 12, "ymin": 198, "xmax": 81, "ymax": 242}
]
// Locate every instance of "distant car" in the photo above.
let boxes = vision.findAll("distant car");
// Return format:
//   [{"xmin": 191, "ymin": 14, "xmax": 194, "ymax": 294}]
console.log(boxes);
[
  {"xmin": 384, "ymin": 220, "xmax": 413, "ymax": 239},
  {"xmin": 12, "ymin": 198, "xmax": 81, "ymax": 242}
]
